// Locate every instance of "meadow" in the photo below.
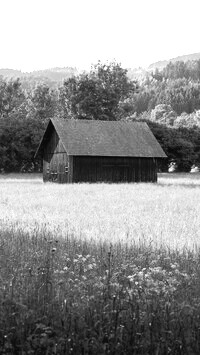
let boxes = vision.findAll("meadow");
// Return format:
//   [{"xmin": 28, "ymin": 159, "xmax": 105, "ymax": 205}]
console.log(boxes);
[
  {"xmin": 1, "ymin": 173, "xmax": 200, "ymax": 250},
  {"xmin": 1, "ymin": 173, "xmax": 200, "ymax": 354}
]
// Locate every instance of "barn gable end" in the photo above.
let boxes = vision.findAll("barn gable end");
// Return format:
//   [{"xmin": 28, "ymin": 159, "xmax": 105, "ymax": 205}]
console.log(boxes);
[
  {"xmin": 38, "ymin": 121, "xmax": 72, "ymax": 183},
  {"xmin": 35, "ymin": 118, "xmax": 167, "ymax": 183}
]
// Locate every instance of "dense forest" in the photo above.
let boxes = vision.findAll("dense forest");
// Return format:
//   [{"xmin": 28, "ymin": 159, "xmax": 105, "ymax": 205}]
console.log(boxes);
[{"xmin": 1, "ymin": 59, "xmax": 200, "ymax": 173}]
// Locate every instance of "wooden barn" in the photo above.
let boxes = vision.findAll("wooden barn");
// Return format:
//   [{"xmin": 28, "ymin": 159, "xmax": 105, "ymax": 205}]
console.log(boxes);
[{"xmin": 35, "ymin": 118, "xmax": 167, "ymax": 183}]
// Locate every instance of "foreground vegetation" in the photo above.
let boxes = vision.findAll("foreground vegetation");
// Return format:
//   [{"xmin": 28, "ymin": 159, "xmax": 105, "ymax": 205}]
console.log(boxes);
[{"xmin": 1, "ymin": 174, "xmax": 200, "ymax": 354}]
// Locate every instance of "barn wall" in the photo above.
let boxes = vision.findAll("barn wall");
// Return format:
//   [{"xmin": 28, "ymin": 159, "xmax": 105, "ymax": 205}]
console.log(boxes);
[
  {"xmin": 72, "ymin": 156, "xmax": 157, "ymax": 183},
  {"xmin": 43, "ymin": 128, "xmax": 71, "ymax": 183}
]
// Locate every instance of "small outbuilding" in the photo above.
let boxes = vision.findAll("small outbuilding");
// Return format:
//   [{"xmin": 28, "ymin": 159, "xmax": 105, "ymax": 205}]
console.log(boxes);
[{"xmin": 35, "ymin": 118, "xmax": 167, "ymax": 183}]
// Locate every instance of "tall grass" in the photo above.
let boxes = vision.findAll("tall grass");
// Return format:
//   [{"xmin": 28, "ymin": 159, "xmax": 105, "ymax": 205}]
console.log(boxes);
[
  {"xmin": 0, "ymin": 173, "xmax": 200, "ymax": 354},
  {"xmin": 0, "ymin": 173, "xmax": 200, "ymax": 250}
]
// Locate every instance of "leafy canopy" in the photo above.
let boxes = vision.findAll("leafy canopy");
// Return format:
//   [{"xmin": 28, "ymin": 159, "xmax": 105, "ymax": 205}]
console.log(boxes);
[{"xmin": 59, "ymin": 61, "xmax": 138, "ymax": 120}]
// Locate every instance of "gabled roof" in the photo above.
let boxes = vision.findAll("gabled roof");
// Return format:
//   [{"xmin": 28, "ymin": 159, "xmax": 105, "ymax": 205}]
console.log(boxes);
[{"xmin": 35, "ymin": 118, "xmax": 167, "ymax": 158}]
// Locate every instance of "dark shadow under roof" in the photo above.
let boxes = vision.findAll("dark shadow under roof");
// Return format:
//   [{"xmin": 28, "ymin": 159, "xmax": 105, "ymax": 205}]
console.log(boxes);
[{"xmin": 36, "ymin": 118, "xmax": 167, "ymax": 158}]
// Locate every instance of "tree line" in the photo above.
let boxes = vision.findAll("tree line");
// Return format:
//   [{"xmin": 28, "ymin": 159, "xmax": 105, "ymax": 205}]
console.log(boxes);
[{"xmin": 0, "ymin": 60, "xmax": 200, "ymax": 172}]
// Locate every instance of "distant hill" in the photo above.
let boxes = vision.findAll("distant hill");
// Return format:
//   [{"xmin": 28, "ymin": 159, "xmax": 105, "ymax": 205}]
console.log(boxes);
[
  {"xmin": 127, "ymin": 67, "xmax": 148, "ymax": 80},
  {"xmin": 0, "ymin": 66, "xmax": 146, "ymax": 85},
  {"xmin": 29, "ymin": 67, "xmax": 79, "ymax": 81},
  {"xmin": 0, "ymin": 68, "xmax": 23, "ymax": 78},
  {"xmin": 0, "ymin": 67, "xmax": 80, "ymax": 83},
  {"xmin": 149, "ymin": 52, "xmax": 200, "ymax": 71},
  {"xmin": 2, "ymin": 52, "xmax": 200, "ymax": 84}
]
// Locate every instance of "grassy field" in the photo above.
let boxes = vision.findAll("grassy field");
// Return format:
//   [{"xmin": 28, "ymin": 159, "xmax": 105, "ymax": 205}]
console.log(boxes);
[
  {"xmin": 1, "ymin": 173, "xmax": 200, "ymax": 354},
  {"xmin": 0, "ymin": 172, "xmax": 200, "ymax": 250}
]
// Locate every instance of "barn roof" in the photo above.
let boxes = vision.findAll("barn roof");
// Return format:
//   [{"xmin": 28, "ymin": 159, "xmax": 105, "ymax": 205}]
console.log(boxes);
[{"xmin": 35, "ymin": 118, "xmax": 167, "ymax": 158}]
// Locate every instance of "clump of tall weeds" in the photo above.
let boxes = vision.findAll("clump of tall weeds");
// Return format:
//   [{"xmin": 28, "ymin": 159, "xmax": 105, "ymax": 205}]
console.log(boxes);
[{"xmin": 1, "ymin": 230, "xmax": 200, "ymax": 354}]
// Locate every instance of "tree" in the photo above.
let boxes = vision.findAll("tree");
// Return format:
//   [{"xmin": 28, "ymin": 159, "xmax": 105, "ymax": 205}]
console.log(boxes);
[
  {"xmin": 150, "ymin": 104, "xmax": 177, "ymax": 125},
  {"xmin": 0, "ymin": 78, "xmax": 25, "ymax": 118},
  {"xmin": 26, "ymin": 84, "xmax": 57, "ymax": 123},
  {"xmin": 0, "ymin": 112, "xmax": 45, "ymax": 172},
  {"xmin": 58, "ymin": 61, "xmax": 138, "ymax": 120}
]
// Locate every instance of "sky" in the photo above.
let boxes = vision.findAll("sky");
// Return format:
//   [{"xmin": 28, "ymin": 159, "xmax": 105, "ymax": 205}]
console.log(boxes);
[{"xmin": 1, "ymin": 0, "xmax": 200, "ymax": 72}]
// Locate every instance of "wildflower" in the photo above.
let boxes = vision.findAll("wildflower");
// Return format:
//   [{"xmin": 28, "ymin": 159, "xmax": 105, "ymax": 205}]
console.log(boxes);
[
  {"xmin": 170, "ymin": 264, "xmax": 177, "ymax": 270},
  {"xmin": 127, "ymin": 275, "xmax": 134, "ymax": 282},
  {"xmin": 87, "ymin": 264, "xmax": 94, "ymax": 270},
  {"xmin": 138, "ymin": 271, "xmax": 144, "ymax": 279}
]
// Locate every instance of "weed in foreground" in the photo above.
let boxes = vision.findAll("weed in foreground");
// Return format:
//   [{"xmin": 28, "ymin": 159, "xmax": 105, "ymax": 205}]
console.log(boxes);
[{"xmin": 1, "ymin": 230, "xmax": 200, "ymax": 354}]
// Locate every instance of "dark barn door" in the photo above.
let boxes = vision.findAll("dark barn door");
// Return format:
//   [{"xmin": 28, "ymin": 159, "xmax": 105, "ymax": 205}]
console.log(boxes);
[
  {"xmin": 43, "ymin": 153, "xmax": 69, "ymax": 183},
  {"xmin": 43, "ymin": 127, "xmax": 71, "ymax": 183}
]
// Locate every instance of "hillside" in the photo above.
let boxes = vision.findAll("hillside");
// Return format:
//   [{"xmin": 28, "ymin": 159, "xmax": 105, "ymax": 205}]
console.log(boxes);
[
  {"xmin": 1, "ymin": 52, "xmax": 200, "ymax": 84},
  {"xmin": 0, "ymin": 67, "xmax": 80, "ymax": 83},
  {"xmin": 149, "ymin": 52, "xmax": 200, "ymax": 70},
  {"xmin": 0, "ymin": 68, "xmax": 23, "ymax": 78},
  {"xmin": 0, "ymin": 66, "xmax": 147, "ymax": 84}
]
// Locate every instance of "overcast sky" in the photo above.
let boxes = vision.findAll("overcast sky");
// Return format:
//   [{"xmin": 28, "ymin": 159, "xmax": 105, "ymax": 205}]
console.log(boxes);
[{"xmin": 1, "ymin": 0, "xmax": 200, "ymax": 72}]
